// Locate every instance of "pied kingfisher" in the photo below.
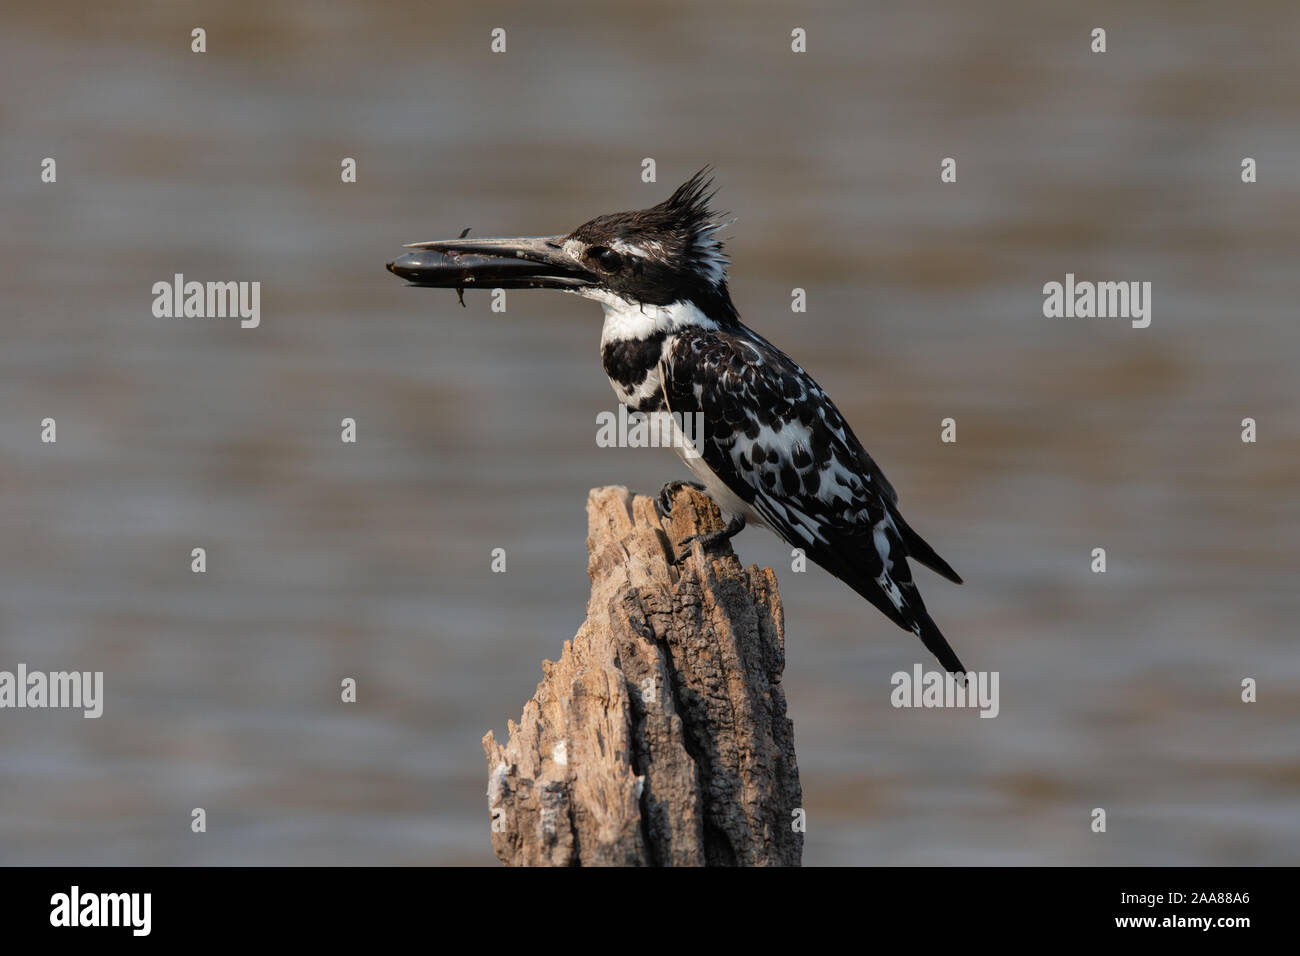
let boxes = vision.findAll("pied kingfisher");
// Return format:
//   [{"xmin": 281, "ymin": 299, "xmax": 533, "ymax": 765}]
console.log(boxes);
[{"xmin": 387, "ymin": 170, "xmax": 966, "ymax": 672}]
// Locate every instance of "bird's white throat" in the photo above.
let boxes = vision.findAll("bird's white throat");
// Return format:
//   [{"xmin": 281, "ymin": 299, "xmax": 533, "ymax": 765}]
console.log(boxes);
[{"xmin": 586, "ymin": 291, "xmax": 718, "ymax": 347}]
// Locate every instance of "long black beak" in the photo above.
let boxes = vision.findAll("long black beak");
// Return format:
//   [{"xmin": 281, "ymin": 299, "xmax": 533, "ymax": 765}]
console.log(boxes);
[{"xmin": 386, "ymin": 234, "xmax": 596, "ymax": 292}]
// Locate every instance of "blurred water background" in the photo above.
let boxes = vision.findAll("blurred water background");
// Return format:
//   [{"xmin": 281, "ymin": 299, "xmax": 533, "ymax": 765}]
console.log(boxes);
[{"xmin": 1, "ymin": 0, "xmax": 1298, "ymax": 865}]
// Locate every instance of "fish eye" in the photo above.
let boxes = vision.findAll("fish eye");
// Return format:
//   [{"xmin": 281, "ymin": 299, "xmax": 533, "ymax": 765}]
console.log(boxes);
[{"xmin": 589, "ymin": 246, "xmax": 623, "ymax": 272}]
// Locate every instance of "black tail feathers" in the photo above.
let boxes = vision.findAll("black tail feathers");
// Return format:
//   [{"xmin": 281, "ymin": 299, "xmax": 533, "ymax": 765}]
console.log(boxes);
[
  {"xmin": 893, "ymin": 511, "xmax": 963, "ymax": 584},
  {"xmin": 916, "ymin": 614, "xmax": 966, "ymax": 674}
]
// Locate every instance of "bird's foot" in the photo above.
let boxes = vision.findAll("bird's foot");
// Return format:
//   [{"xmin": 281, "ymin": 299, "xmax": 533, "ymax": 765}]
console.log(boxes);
[
  {"xmin": 655, "ymin": 479, "xmax": 706, "ymax": 519},
  {"xmin": 675, "ymin": 514, "xmax": 746, "ymax": 562}
]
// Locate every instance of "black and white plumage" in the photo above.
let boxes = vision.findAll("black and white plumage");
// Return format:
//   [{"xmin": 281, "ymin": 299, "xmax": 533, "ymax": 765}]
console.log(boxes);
[{"xmin": 388, "ymin": 169, "xmax": 966, "ymax": 672}]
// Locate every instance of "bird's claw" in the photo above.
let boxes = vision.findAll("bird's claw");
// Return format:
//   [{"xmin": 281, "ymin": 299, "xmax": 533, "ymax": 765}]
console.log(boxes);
[{"xmin": 655, "ymin": 479, "xmax": 706, "ymax": 518}]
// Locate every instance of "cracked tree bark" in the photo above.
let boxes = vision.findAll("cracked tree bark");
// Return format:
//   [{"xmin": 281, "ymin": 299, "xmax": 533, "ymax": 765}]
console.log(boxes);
[{"xmin": 482, "ymin": 484, "xmax": 803, "ymax": 866}]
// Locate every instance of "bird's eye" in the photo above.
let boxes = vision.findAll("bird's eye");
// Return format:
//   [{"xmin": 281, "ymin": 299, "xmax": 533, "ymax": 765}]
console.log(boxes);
[{"xmin": 590, "ymin": 246, "xmax": 623, "ymax": 272}]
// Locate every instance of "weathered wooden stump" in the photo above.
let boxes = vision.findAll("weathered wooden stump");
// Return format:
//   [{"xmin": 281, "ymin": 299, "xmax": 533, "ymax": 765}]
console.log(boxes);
[{"xmin": 482, "ymin": 485, "xmax": 803, "ymax": 866}]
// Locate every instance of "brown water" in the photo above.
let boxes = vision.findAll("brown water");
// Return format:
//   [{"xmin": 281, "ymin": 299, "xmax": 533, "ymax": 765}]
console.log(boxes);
[{"xmin": 2, "ymin": 0, "xmax": 1298, "ymax": 865}]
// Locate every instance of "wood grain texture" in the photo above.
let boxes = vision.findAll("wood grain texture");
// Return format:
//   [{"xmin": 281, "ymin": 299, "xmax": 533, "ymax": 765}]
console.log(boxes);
[{"xmin": 483, "ymin": 485, "xmax": 802, "ymax": 866}]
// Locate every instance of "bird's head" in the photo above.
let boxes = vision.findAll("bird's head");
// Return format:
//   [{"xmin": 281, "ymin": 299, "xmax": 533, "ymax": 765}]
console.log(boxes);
[{"xmin": 388, "ymin": 168, "xmax": 738, "ymax": 325}]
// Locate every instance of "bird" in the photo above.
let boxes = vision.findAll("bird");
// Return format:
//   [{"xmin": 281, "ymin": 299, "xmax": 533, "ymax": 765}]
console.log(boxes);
[{"xmin": 387, "ymin": 169, "xmax": 966, "ymax": 673}]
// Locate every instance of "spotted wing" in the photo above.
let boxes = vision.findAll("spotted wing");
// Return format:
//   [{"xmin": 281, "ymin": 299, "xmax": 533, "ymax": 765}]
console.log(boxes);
[{"xmin": 661, "ymin": 325, "xmax": 964, "ymax": 671}]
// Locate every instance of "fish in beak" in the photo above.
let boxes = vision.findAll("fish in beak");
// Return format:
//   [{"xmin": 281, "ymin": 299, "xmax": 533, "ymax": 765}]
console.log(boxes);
[{"xmin": 386, "ymin": 233, "xmax": 597, "ymax": 304}]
